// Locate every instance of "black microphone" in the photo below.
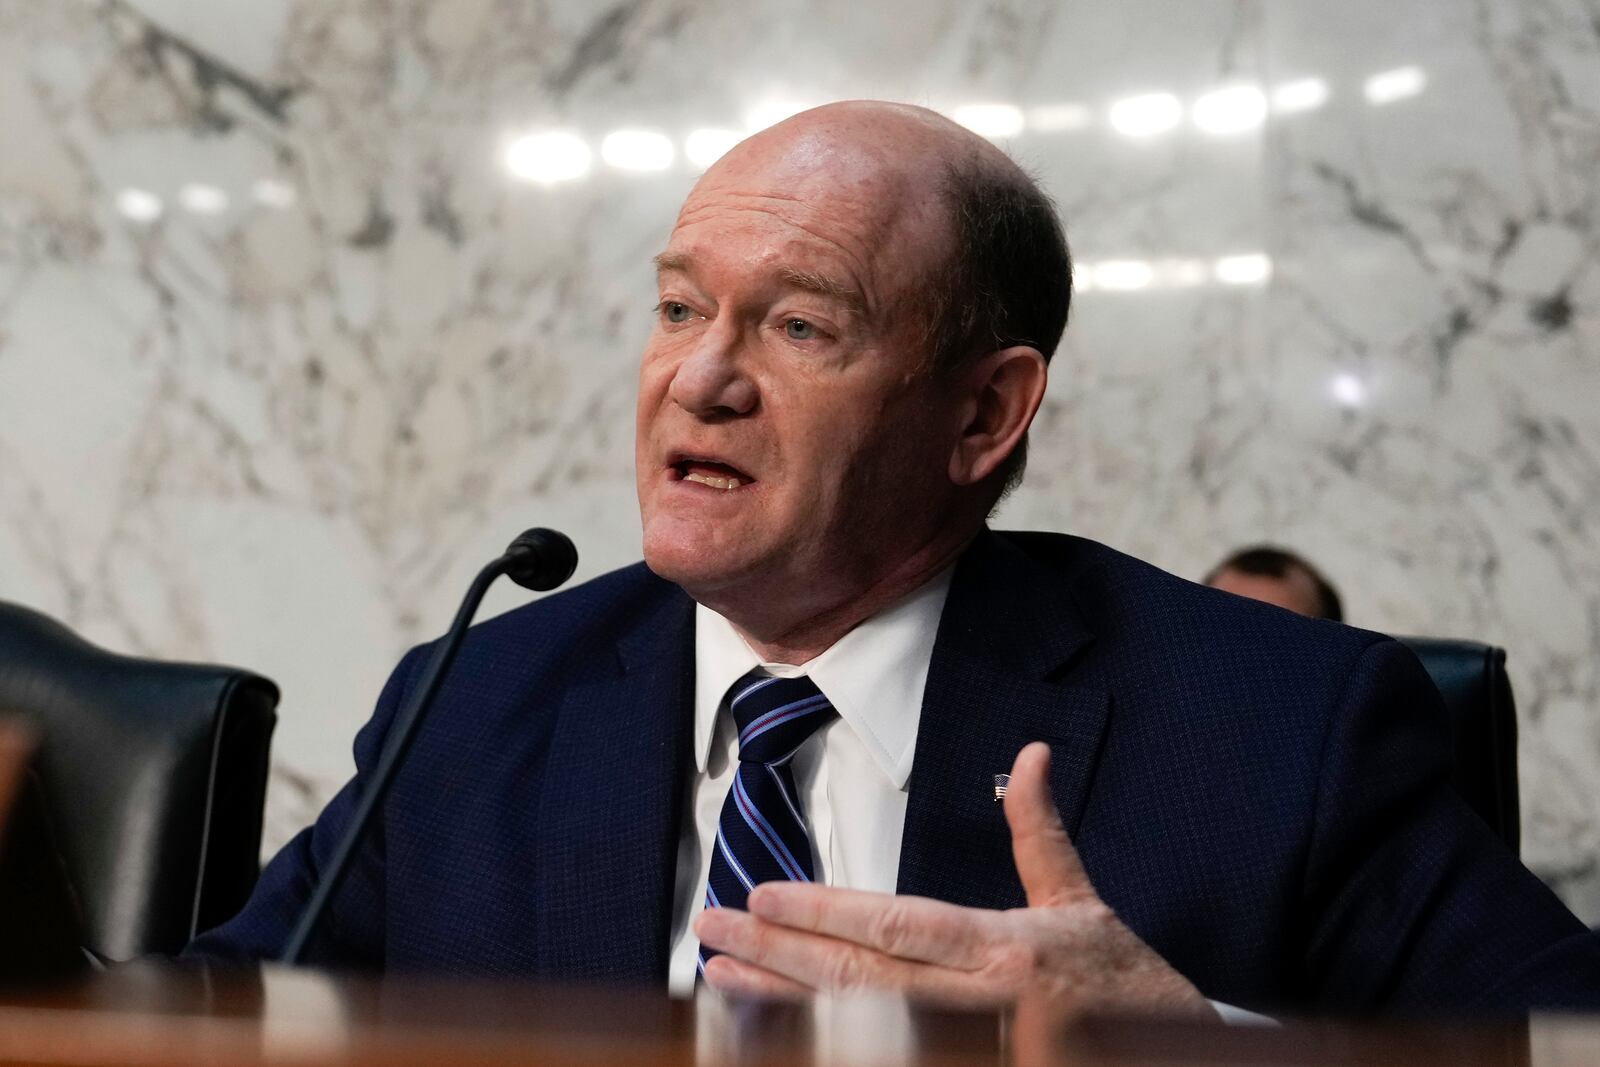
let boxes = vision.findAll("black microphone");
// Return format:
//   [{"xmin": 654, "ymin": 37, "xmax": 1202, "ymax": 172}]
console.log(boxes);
[
  {"xmin": 502, "ymin": 527, "xmax": 578, "ymax": 592},
  {"xmin": 279, "ymin": 528, "xmax": 578, "ymax": 965}
]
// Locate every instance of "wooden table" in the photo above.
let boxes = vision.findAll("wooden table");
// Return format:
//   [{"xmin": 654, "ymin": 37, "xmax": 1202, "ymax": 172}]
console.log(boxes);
[{"xmin": 0, "ymin": 964, "xmax": 1594, "ymax": 1067}]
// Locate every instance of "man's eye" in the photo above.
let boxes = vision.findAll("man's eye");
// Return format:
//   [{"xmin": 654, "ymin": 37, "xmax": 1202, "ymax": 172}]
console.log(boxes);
[
  {"xmin": 661, "ymin": 301, "xmax": 693, "ymax": 324},
  {"xmin": 784, "ymin": 318, "xmax": 817, "ymax": 340}
]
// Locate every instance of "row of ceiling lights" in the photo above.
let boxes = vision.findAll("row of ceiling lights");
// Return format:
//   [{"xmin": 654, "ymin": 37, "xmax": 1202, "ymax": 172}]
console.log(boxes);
[
  {"xmin": 1076, "ymin": 253, "xmax": 1273, "ymax": 292},
  {"xmin": 503, "ymin": 67, "xmax": 1426, "ymax": 183},
  {"xmin": 112, "ymin": 67, "xmax": 1425, "ymax": 220},
  {"xmin": 115, "ymin": 178, "xmax": 296, "ymax": 222}
]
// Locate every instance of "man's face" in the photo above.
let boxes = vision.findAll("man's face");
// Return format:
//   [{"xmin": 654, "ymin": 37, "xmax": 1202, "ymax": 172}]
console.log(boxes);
[{"xmin": 635, "ymin": 122, "xmax": 961, "ymax": 616}]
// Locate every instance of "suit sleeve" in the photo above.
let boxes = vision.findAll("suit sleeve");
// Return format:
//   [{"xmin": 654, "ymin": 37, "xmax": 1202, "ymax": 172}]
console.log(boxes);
[
  {"xmin": 182, "ymin": 644, "xmax": 428, "ymax": 968},
  {"xmin": 1298, "ymin": 638, "xmax": 1600, "ymax": 1014}
]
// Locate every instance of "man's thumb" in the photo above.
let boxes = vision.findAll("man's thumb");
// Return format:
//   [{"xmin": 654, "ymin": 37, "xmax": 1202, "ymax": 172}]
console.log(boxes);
[{"xmin": 1004, "ymin": 742, "xmax": 1094, "ymax": 907}]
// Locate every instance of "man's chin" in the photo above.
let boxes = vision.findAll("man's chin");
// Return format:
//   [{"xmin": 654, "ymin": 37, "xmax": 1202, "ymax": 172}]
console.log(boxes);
[{"xmin": 641, "ymin": 535, "xmax": 758, "ymax": 600}]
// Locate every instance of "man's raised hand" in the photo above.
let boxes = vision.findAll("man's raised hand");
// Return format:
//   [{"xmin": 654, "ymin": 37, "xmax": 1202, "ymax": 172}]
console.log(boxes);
[{"xmin": 694, "ymin": 742, "xmax": 1215, "ymax": 1017}]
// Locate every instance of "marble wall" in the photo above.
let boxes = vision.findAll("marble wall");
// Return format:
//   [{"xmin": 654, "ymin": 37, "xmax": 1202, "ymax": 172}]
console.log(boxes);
[{"xmin": 2, "ymin": 0, "xmax": 1598, "ymax": 919}]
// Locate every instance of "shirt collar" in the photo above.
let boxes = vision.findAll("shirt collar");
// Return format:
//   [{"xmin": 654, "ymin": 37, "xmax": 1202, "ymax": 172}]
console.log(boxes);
[{"xmin": 692, "ymin": 568, "xmax": 955, "ymax": 790}]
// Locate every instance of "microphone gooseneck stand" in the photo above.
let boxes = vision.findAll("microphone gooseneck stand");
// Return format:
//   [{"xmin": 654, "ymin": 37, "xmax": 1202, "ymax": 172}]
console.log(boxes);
[{"xmin": 280, "ymin": 528, "xmax": 578, "ymax": 965}]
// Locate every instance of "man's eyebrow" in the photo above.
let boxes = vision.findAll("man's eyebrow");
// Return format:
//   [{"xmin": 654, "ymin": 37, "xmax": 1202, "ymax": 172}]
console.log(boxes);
[
  {"xmin": 775, "ymin": 266, "xmax": 866, "ymax": 313},
  {"xmin": 652, "ymin": 253, "xmax": 866, "ymax": 314},
  {"xmin": 653, "ymin": 251, "xmax": 691, "ymax": 275}
]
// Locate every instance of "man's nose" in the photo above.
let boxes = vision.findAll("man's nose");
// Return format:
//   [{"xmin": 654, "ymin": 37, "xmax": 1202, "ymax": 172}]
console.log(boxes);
[{"xmin": 667, "ymin": 323, "xmax": 758, "ymax": 418}]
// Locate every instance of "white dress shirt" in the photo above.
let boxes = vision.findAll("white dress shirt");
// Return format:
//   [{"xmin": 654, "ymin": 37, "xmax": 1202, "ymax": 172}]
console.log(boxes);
[{"xmin": 666, "ymin": 569, "xmax": 955, "ymax": 993}]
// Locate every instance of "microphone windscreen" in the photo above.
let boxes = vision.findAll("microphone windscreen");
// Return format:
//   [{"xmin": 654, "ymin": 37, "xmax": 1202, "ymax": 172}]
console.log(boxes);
[{"xmin": 503, "ymin": 528, "xmax": 578, "ymax": 591}]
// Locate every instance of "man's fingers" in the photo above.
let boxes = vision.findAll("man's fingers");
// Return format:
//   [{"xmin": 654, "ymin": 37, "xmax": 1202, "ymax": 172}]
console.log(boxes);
[
  {"xmin": 745, "ymin": 883, "xmax": 995, "ymax": 969},
  {"xmin": 1004, "ymin": 742, "xmax": 1095, "ymax": 907},
  {"xmin": 700, "ymin": 954, "xmax": 813, "ymax": 1000},
  {"xmin": 695, "ymin": 907, "xmax": 994, "ymax": 1005}
]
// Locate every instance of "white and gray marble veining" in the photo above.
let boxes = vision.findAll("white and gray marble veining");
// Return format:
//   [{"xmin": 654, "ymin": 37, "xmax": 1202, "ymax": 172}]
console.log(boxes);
[{"xmin": 1, "ymin": 0, "xmax": 1598, "ymax": 919}]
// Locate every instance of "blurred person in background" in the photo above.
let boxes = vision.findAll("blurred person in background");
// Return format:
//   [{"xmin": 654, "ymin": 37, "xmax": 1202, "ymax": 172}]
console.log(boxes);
[{"xmin": 1205, "ymin": 545, "xmax": 1344, "ymax": 622}]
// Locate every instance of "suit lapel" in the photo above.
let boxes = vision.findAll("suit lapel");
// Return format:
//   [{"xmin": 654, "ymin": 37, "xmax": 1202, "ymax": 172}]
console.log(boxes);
[
  {"xmin": 897, "ymin": 531, "xmax": 1110, "ymax": 908},
  {"xmin": 533, "ymin": 586, "xmax": 695, "ymax": 982}
]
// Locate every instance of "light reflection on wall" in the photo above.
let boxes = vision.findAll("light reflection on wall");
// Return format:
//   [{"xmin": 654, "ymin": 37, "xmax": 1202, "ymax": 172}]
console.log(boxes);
[
  {"xmin": 684, "ymin": 128, "xmax": 742, "ymax": 168},
  {"xmin": 1107, "ymin": 91, "xmax": 1185, "ymax": 138},
  {"xmin": 952, "ymin": 103, "xmax": 1026, "ymax": 138},
  {"xmin": 113, "ymin": 187, "xmax": 163, "ymax": 222},
  {"xmin": 251, "ymin": 178, "xmax": 297, "ymax": 209},
  {"xmin": 1271, "ymin": 77, "xmax": 1330, "ymax": 114},
  {"xmin": 1364, "ymin": 66, "xmax": 1426, "ymax": 105},
  {"xmin": 1191, "ymin": 85, "xmax": 1268, "ymax": 135},
  {"xmin": 177, "ymin": 183, "xmax": 229, "ymax": 215},
  {"xmin": 1330, "ymin": 373, "xmax": 1369, "ymax": 409},
  {"xmin": 503, "ymin": 130, "xmax": 591, "ymax": 184}
]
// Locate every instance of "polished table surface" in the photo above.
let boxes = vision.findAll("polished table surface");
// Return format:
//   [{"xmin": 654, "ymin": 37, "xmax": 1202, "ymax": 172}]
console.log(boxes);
[{"xmin": 0, "ymin": 965, "xmax": 1596, "ymax": 1067}]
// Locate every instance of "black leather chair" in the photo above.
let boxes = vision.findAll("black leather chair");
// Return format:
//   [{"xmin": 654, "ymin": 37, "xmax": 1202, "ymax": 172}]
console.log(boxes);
[
  {"xmin": 0, "ymin": 600, "xmax": 278, "ymax": 962},
  {"xmin": 1395, "ymin": 637, "xmax": 1520, "ymax": 855}
]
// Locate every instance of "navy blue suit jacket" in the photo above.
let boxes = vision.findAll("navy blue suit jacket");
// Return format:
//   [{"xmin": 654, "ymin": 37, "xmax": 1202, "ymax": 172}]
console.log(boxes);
[{"xmin": 188, "ymin": 531, "xmax": 1600, "ymax": 1014}]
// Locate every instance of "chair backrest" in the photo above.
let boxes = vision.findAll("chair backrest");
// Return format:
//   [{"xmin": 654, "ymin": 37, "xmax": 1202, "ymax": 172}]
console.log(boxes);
[
  {"xmin": 0, "ymin": 601, "xmax": 278, "ymax": 961},
  {"xmin": 1395, "ymin": 636, "xmax": 1520, "ymax": 855}
]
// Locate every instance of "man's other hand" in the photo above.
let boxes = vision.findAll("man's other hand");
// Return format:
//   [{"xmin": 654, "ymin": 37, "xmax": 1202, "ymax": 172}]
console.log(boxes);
[{"xmin": 693, "ymin": 742, "xmax": 1216, "ymax": 1016}]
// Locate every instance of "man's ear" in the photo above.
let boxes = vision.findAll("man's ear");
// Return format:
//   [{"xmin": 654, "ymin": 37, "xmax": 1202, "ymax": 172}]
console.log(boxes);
[{"xmin": 948, "ymin": 346, "xmax": 1048, "ymax": 487}]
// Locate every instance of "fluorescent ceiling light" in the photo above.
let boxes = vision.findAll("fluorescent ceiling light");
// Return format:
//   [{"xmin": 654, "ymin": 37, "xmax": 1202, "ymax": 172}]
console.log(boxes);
[
  {"xmin": 505, "ymin": 131, "xmax": 592, "ymax": 184},
  {"xmin": 600, "ymin": 129, "xmax": 675, "ymax": 172},
  {"xmin": 1192, "ymin": 85, "xmax": 1268, "ymax": 135},
  {"xmin": 1108, "ymin": 93, "xmax": 1183, "ymax": 138},
  {"xmin": 251, "ymin": 178, "xmax": 297, "ymax": 209},
  {"xmin": 1093, "ymin": 259, "xmax": 1156, "ymax": 291},
  {"xmin": 178, "ymin": 183, "xmax": 229, "ymax": 214},
  {"xmin": 1214, "ymin": 253, "xmax": 1273, "ymax": 286},
  {"xmin": 1271, "ymin": 78, "xmax": 1329, "ymax": 114},
  {"xmin": 1330, "ymin": 373, "xmax": 1368, "ymax": 408},
  {"xmin": 1364, "ymin": 66, "xmax": 1426, "ymax": 105},
  {"xmin": 952, "ymin": 103, "xmax": 1025, "ymax": 138},
  {"xmin": 684, "ymin": 128, "xmax": 742, "ymax": 169},
  {"xmin": 115, "ymin": 188, "xmax": 163, "ymax": 222},
  {"xmin": 1028, "ymin": 103, "xmax": 1093, "ymax": 132}
]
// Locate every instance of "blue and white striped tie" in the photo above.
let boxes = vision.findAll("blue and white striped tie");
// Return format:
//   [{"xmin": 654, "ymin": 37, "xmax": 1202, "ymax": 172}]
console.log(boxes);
[{"xmin": 699, "ymin": 670, "xmax": 836, "ymax": 972}]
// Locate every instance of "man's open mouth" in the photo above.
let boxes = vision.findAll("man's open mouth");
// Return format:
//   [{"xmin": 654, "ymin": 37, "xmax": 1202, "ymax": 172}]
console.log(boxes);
[{"xmin": 669, "ymin": 455, "xmax": 754, "ymax": 491}]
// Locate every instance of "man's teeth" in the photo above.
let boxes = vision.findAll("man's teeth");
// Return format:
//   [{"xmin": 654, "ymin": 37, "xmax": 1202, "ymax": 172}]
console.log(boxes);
[{"xmin": 684, "ymin": 471, "xmax": 744, "ymax": 490}]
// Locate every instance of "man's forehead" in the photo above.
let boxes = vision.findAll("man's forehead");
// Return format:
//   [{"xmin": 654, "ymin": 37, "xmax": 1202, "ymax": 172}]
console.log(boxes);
[
  {"xmin": 683, "ymin": 118, "xmax": 949, "ymax": 231},
  {"xmin": 669, "ymin": 159, "xmax": 943, "ymax": 296},
  {"xmin": 676, "ymin": 172, "xmax": 918, "ymax": 244},
  {"xmin": 714, "ymin": 123, "xmax": 911, "ymax": 188}
]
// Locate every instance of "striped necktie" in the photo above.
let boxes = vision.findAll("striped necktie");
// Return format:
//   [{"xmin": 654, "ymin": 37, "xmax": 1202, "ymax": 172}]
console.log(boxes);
[{"xmin": 699, "ymin": 670, "xmax": 836, "ymax": 971}]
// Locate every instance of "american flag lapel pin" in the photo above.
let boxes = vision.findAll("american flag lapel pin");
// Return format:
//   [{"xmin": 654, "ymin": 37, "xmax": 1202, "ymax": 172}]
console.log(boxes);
[{"xmin": 993, "ymin": 774, "xmax": 1010, "ymax": 802}]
